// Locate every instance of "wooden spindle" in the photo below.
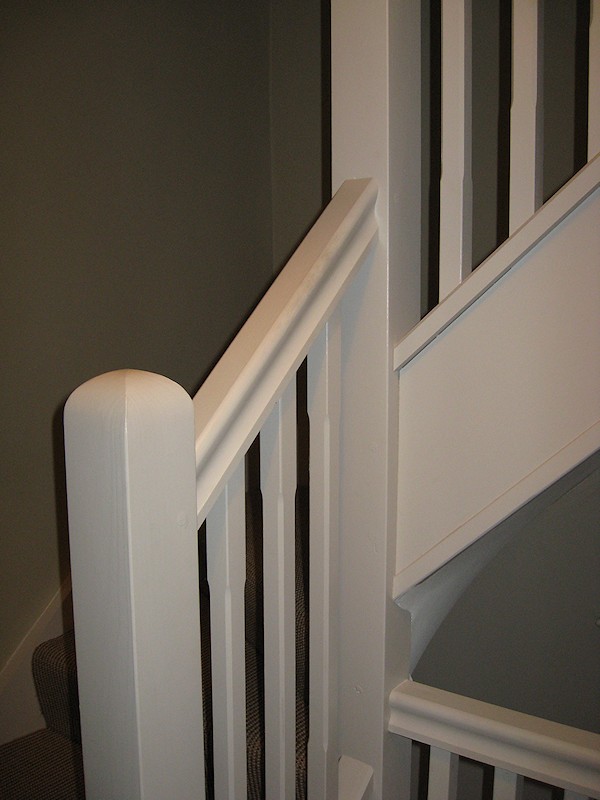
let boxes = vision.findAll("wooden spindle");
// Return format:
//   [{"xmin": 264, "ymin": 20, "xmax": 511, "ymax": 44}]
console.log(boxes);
[
  {"xmin": 492, "ymin": 768, "xmax": 524, "ymax": 800},
  {"xmin": 439, "ymin": 0, "xmax": 473, "ymax": 299},
  {"xmin": 307, "ymin": 315, "xmax": 342, "ymax": 799},
  {"xmin": 509, "ymin": 0, "xmax": 544, "ymax": 233},
  {"xmin": 427, "ymin": 747, "xmax": 459, "ymax": 800},
  {"xmin": 261, "ymin": 380, "xmax": 297, "ymax": 799},
  {"xmin": 206, "ymin": 462, "xmax": 247, "ymax": 800}
]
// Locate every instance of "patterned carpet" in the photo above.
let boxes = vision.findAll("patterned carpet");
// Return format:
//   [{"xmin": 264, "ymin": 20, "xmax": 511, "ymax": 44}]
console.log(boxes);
[
  {"xmin": 0, "ymin": 729, "xmax": 85, "ymax": 800},
  {"xmin": 0, "ymin": 488, "xmax": 309, "ymax": 799}
]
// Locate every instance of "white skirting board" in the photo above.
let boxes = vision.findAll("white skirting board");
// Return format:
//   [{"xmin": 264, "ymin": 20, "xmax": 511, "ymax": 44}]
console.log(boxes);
[{"xmin": 0, "ymin": 578, "xmax": 73, "ymax": 745}]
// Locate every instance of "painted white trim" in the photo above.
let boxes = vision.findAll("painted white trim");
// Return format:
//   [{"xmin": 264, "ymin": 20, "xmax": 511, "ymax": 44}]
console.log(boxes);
[
  {"xmin": 394, "ymin": 154, "xmax": 600, "ymax": 372},
  {"xmin": 589, "ymin": 0, "xmax": 600, "ymax": 160},
  {"xmin": 338, "ymin": 755, "xmax": 374, "ymax": 800},
  {"xmin": 438, "ymin": 0, "xmax": 472, "ymax": 299},
  {"xmin": 193, "ymin": 178, "xmax": 378, "ymax": 524},
  {"xmin": 393, "ymin": 422, "xmax": 600, "ymax": 599},
  {"xmin": 389, "ymin": 681, "xmax": 600, "ymax": 798},
  {"xmin": 0, "ymin": 577, "xmax": 72, "ymax": 745},
  {"xmin": 66, "ymin": 370, "xmax": 204, "ymax": 800}
]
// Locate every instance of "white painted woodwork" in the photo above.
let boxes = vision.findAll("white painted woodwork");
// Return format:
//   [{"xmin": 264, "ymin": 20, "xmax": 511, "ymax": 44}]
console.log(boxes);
[
  {"xmin": 62, "ymin": 5, "xmax": 600, "ymax": 800},
  {"xmin": 260, "ymin": 379, "xmax": 297, "ymax": 800},
  {"xmin": 389, "ymin": 681, "xmax": 600, "ymax": 798},
  {"xmin": 509, "ymin": 0, "xmax": 543, "ymax": 232},
  {"xmin": 206, "ymin": 462, "xmax": 247, "ymax": 800},
  {"xmin": 64, "ymin": 370, "xmax": 204, "ymax": 800},
  {"xmin": 396, "ymin": 516, "xmax": 516, "ymax": 671},
  {"xmin": 439, "ymin": 0, "xmax": 473, "ymax": 298},
  {"xmin": 590, "ymin": 0, "xmax": 600, "ymax": 159},
  {"xmin": 307, "ymin": 316, "xmax": 341, "ymax": 799},
  {"xmin": 427, "ymin": 747, "xmax": 458, "ymax": 800},
  {"xmin": 394, "ymin": 154, "xmax": 600, "ymax": 372},
  {"xmin": 331, "ymin": 0, "xmax": 421, "ymax": 796},
  {"xmin": 338, "ymin": 755, "xmax": 374, "ymax": 800},
  {"xmin": 492, "ymin": 768, "xmax": 524, "ymax": 800},
  {"xmin": 395, "ymin": 170, "xmax": 600, "ymax": 588},
  {"xmin": 193, "ymin": 178, "xmax": 378, "ymax": 525}
]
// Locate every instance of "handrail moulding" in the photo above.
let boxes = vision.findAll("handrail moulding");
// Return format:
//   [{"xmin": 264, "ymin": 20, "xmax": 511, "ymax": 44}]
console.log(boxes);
[
  {"xmin": 193, "ymin": 177, "xmax": 378, "ymax": 523},
  {"xmin": 389, "ymin": 680, "xmax": 600, "ymax": 798}
]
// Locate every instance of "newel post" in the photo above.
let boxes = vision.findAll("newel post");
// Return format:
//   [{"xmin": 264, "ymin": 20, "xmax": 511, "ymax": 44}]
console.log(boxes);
[{"xmin": 64, "ymin": 370, "xmax": 204, "ymax": 800}]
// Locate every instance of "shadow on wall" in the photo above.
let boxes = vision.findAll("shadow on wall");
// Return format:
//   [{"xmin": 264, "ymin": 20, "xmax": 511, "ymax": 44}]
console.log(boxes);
[{"xmin": 414, "ymin": 451, "xmax": 600, "ymax": 735}]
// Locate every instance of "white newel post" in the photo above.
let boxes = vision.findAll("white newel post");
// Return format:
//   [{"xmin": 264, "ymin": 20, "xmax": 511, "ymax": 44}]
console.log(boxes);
[
  {"xmin": 332, "ymin": 1, "xmax": 421, "ymax": 797},
  {"xmin": 64, "ymin": 370, "xmax": 204, "ymax": 800}
]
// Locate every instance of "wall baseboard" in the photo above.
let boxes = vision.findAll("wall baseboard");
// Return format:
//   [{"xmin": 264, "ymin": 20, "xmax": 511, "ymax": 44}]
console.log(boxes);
[{"xmin": 0, "ymin": 577, "xmax": 73, "ymax": 745}]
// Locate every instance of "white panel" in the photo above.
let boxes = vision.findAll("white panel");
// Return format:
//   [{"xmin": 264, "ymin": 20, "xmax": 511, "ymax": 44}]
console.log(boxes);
[
  {"xmin": 260, "ymin": 380, "xmax": 297, "ymax": 800},
  {"xmin": 590, "ymin": 0, "xmax": 600, "ymax": 159},
  {"xmin": 439, "ymin": 0, "xmax": 472, "ymax": 298},
  {"xmin": 65, "ymin": 370, "xmax": 204, "ymax": 800},
  {"xmin": 206, "ymin": 462, "xmax": 247, "ymax": 800},
  {"xmin": 493, "ymin": 768, "xmax": 524, "ymax": 800},
  {"xmin": 307, "ymin": 316, "xmax": 341, "ymax": 799},
  {"xmin": 510, "ymin": 0, "xmax": 543, "ymax": 232},
  {"xmin": 428, "ymin": 747, "xmax": 458, "ymax": 800},
  {"xmin": 397, "ymin": 187, "xmax": 600, "ymax": 574}
]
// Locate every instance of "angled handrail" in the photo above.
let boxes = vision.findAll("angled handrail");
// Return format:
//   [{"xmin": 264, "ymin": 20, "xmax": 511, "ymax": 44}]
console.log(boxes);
[{"xmin": 193, "ymin": 177, "xmax": 378, "ymax": 523}]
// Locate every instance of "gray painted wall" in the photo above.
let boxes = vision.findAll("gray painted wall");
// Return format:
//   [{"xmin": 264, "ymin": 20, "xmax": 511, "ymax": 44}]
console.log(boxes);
[
  {"xmin": 269, "ymin": 0, "xmax": 325, "ymax": 271},
  {"xmin": 414, "ymin": 462, "xmax": 600, "ymax": 734},
  {"xmin": 0, "ymin": 0, "xmax": 323, "ymax": 671}
]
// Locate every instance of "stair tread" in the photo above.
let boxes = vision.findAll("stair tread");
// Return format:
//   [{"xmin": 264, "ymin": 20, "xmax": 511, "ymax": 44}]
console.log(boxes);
[
  {"xmin": 33, "ymin": 630, "xmax": 81, "ymax": 743},
  {"xmin": 0, "ymin": 728, "xmax": 85, "ymax": 799}
]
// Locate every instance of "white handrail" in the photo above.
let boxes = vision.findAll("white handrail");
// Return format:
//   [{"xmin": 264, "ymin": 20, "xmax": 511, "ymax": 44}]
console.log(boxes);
[
  {"xmin": 389, "ymin": 680, "xmax": 600, "ymax": 798},
  {"xmin": 193, "ymin": 177, "xmax": 378, "ymax": 523}
]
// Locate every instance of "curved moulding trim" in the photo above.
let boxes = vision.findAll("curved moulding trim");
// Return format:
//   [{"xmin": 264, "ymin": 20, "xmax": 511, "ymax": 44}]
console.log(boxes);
[
  {"xmin": 389, "ymin": 680, "xmax": 600, "ymax": 798},
  {"xmin": 193, "ymin": 178, "xmax": 378, "ymax": 524}
]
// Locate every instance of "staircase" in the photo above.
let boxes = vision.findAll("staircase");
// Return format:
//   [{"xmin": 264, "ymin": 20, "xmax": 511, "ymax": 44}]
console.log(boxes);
[
  {"xmin": 0, "ymin": 485, "xmax": 310, "ymax": 799},
  {"xmin": 0, "ymin": 631, "xmax": 84, "ymax": 799}
]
